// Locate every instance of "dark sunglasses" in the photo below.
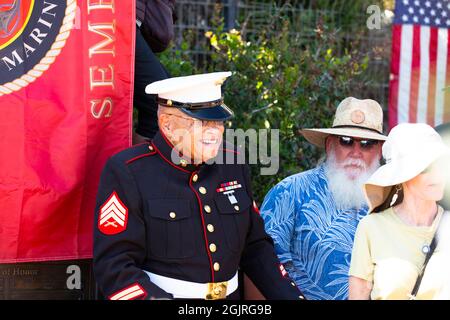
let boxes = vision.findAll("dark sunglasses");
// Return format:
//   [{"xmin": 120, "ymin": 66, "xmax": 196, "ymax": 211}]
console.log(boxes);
[{"xmin": 338, "ymin": 136, "xmax": 379, "ymax": 149}]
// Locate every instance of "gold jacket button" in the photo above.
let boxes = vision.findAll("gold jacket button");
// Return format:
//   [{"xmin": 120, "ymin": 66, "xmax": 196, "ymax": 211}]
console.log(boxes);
[
  {"xmin": 180, "ymin": 159, "xmax": 188, "ymax": 167},
  {"xmin": 213, "ymin": 262, "xmax": 220, "ymax": 271},
  {"xmin": 209, "ymin": 243, "xmax": 217, "ymax": 253},
  {"xmin": 204, "ymin": 205, "xmax": 211, "ymax": 213},
  {"xmin": 192, "ymin": 174, "xmax": 198, "ymax": 182},
  {"xmin": 199, "ymin": 187, "xmax": 207, "ymax": 194},
  {"xmin": 234, "ymin": 205, "xmax": 240, "ymax": 211},
  {"xmin": 169, "ymin": 212, "xmax": 176, "ymax": 219},
  {"xmin": 148, "ymin": 145, "xmax": 154, "ymax": 151},
  {"xmin": 207, "ymin": 224, "xmax": 214, "ymax": 233}
]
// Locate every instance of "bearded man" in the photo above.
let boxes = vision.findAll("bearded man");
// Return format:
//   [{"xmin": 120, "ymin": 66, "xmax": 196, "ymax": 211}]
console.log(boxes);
[
  {"xmin": 259, "ymin": 97, "xmax": 386, "ymax": 300},
  {"xmin": 93, "ymin": 72, "xmax": 305, "ymax": 300}
]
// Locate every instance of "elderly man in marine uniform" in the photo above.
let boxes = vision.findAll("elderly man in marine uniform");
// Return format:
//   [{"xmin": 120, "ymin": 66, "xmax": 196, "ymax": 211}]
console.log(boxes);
[{"xmin": 93, "ymin": 72, "xmax": 305, "ymax": 300}]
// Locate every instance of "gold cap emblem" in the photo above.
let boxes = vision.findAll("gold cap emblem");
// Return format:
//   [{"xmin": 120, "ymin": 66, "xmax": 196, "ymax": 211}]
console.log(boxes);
[
  {"xmin": 351, "ymin": 110, "xmax": 365, "ymax": 124},
  {"xmin": 179, "ymin": 159, "xmax": 188, "ymax": 167}
]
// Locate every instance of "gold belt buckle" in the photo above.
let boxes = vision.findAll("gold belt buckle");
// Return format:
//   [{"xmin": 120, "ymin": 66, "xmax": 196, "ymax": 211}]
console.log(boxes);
[{"xmin": 205, "ymin": 281, "xmax": 228, "ymax": 300}]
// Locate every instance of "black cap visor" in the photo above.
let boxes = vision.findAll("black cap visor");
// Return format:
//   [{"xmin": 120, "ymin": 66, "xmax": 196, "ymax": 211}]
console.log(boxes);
[{"xmin": 180, "ymin": 104, "xmax": 234, "ymax": 121}]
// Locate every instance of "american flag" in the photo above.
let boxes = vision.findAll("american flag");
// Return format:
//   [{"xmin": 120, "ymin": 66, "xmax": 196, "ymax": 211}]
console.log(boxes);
[{"xmin": 389, "ymin": 0, "xmax": 450, "ymax": 129}]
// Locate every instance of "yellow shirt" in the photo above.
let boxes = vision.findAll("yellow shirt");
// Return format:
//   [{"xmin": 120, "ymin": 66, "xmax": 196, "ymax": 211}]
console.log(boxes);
[{"xmin": 349, "ymin": 206, "xmax": 450, "ymax": 300}]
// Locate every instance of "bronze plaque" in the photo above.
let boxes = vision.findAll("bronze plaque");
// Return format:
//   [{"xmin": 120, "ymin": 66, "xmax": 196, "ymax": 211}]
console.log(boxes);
[{"xmin": 0, "ymin": 259, "xmax": 96, "ymax": 300}]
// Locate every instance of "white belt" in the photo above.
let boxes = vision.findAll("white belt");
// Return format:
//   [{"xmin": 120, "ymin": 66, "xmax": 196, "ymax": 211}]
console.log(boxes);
[{"xmin": 144, "ymin": 270, "xmax": 238, "ymax": 299}]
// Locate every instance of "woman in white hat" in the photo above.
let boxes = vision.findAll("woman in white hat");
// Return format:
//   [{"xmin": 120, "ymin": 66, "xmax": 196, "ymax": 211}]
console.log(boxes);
[{"xmin": 348, "ymin": 123, "xmax": 450, "ymax": 300}]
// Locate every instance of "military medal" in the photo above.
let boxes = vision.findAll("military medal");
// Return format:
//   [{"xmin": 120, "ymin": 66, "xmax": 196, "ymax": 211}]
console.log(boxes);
[
  {"xmin": 216, "ymin": 181, "xmax": 241, "ymax": 192},
  {"xmin": 224, "ymin": 190, "xmax": 238, "ymax": 204},
  {"xmin": 217, "ymin": 181, "xmax": 242, "ymax": 205}
]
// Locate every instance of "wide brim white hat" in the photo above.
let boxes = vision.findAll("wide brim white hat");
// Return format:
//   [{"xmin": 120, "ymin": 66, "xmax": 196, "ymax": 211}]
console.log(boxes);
[
  {"xmin": 364, "ymin": 123, "xmax": 450, "ymax": 213},
  {"xmin": 300, "ymin": 97, "xmax": 387, "ymax": 148}
]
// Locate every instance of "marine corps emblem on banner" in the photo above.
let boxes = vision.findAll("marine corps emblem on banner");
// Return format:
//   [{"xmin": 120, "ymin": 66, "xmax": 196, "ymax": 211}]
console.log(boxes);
[{"xmin": 0, "ymin": 0, "xmax": 76, "ymax": 96}]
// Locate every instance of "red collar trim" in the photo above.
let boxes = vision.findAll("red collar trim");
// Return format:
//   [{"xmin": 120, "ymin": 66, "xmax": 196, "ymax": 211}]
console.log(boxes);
[{"xmin": 151, "ymin": 140, "xmax": 192, "ymax": 174}]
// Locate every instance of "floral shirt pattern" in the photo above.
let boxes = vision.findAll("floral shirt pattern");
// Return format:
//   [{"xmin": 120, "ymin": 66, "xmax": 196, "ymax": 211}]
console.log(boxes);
[{"xmin": 260, "ymin": 165, "xmax": 368, "ymax": 300}]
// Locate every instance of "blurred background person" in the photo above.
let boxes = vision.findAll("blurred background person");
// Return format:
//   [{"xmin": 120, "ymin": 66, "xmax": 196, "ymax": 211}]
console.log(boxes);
[
  {"xmin": 433, "ymin": 122, "xmax": 450, "ymax": 299},
  {"xmin": 435, "ymin": 122, "xmax": 450, "ymax": 210},
  {"xmin": 133, "ymin": 0, "xmax": 175, "ymax": 144},
  {"xmin": 349, "ymin": 123, "xmax": 450, "ymax": 300}
]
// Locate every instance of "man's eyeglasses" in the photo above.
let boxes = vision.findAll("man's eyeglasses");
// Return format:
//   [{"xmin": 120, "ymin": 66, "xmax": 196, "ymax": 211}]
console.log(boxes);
[
  {"xmin": 338, "ymin": 136, "xmax": 379, "ymax": 149},
  {"xmin": 166, "ymin": 113, "xmax": 223, "ymax": 128}
]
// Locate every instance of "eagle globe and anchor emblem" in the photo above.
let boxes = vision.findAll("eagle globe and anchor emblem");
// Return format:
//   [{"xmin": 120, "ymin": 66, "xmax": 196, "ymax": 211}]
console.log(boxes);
[{"xmin": 0, "ymin": 0, "xmax": 76, "ymax": 96}]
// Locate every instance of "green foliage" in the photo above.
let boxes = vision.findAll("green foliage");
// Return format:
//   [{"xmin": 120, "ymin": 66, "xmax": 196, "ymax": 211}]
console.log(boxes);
[
  {"xmin": 157, "ymin": 40, "xmax": 196, "ymax": 77},
  {"xmin": 159, "ymin": 4, "xmax": 372, "ymax": 203}
]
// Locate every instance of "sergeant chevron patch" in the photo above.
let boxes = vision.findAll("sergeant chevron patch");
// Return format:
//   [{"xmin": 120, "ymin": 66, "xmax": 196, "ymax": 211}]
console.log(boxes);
[{"xmin": 98, "ymin": 191, "xmax": 128, "ymax": 235}]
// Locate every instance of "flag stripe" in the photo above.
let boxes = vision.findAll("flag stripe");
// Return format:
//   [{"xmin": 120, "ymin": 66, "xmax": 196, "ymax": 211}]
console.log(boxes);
[
  {"xmin": 427, "ymin": 27, "xmax": 438, "ymax": 126},
  {"xmin": 435, "ymin": 28, "xmax": 448, "ymax": 125},
  {"xmin": 388, "ymin": 24, "xmax": 403, "ymax": 129},
  {"xmin": 409, "ymin": 25, "xmax": 422, "ymax": 123},
  {"xmin": 389, "ymin": 0, "xmax": 450, "ymax": 129},
  {"xmin": 445, "ymin": 28, "xmax": 450, "ymax": 123},
  {"xmin": 398, "ymin": 25, "xmax": 414, "ymax": 124},
  {"xmin": 417, "ymin": 26, "xmax": 431, "ymax": 123}
]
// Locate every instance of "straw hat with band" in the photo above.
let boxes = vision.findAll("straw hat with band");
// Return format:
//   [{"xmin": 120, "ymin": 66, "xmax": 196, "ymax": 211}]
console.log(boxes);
[
  {"xmin": 364, "ymin": 123, "xmax": 450, "ymax": 213},
  {"xmin": 300, "ymin": 97, "xmax": 387, "ymax": 148}
]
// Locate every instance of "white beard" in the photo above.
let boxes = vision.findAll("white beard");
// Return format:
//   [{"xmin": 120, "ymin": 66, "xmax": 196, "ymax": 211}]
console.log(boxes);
[{"xmin": 324, "ymin": 151, "xmax": 380, "ymax": 210}]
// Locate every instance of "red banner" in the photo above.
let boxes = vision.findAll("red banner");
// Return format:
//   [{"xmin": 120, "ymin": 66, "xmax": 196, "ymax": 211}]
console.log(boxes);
[{"xmin": 0, "ymin": 0, "xmax": 134, "ymax": 262}]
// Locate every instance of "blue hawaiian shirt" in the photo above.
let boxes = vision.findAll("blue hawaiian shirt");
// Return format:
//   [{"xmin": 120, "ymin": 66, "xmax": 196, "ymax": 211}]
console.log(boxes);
[{"xmin": 260, "ymin": 164, "xmax": 368, "ymax": 300}]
